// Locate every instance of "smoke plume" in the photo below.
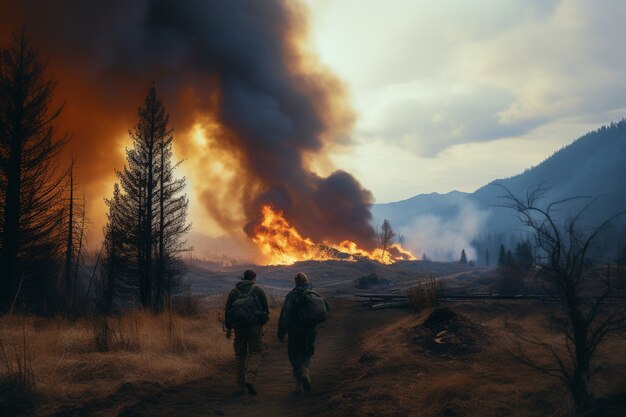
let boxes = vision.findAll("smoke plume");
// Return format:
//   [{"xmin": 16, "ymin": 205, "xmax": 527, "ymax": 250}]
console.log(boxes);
[
  {"xmin": 0, "ymin": 0, "xmax": 378, "ymax": 252},
  {"xmin": 400, "ymin": 202, "xmax": 490, "ymax": 262}
]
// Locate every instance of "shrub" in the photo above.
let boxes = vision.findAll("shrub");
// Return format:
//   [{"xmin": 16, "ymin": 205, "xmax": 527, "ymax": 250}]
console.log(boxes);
[
  {"xmin": 408, "ymin": 275, "xmax": 440, "ymax": 313},
  {"xmin": 0, "ymin": 327, "xmax": 36, "ymax": 416},
  {"xmin": 171, "ymin": 291, "xmax": 201, "ymax": 317}
]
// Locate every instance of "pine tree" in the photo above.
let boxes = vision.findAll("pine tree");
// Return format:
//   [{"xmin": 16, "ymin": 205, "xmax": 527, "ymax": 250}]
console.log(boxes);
[
  {"xmin": 506, "ymin": 250, "xmax": 514, "ymax": 268},
  {"xmin": 514, "ymin": 240, "xmax": 534, "ymax": 271},
  {"xmin": 497, "ymin": 244, "xmax": 506, "ymax": 267},
  {"xmin": 460, "ymin": 249, "xmax": 467, "ymax": 264},
  {"xmin": 0, "ymin": 30, "xmax": 68, "ymax": 311},
  {"xmin": 105, "ymin": 84, "xmax": 189, "ymax": 311},
  {"xmin": 154, "ymin": 94, "xmax": 189, "ymax": 311},
  {"xmin": 485, "ymin": 249, "xmax": 490, "ymax": 267},
  {"xmin": 100, "ymin": 183, "xmax": 123, "ymax": 313}
]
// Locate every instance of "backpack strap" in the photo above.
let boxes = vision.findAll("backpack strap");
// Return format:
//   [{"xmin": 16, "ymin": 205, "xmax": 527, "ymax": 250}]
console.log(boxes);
[{"xmin": 250, "ymin": 285, "xmax": 263, "ymax": 310}]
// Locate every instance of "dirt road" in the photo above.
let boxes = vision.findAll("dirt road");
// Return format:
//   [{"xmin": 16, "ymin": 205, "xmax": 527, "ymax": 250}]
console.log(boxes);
[{"xmin": 115, "ymin": 299, "xmax": 406, "ymax": 417}]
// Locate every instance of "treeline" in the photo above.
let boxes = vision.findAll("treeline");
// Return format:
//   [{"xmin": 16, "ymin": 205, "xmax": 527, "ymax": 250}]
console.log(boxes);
[
  {"xmin": 0, "ymin": 31, "xmax": 189, "ymax": 315},
  {"xmin": 471, "ymin": 231, "xmax": 536, "ymax": 267}
]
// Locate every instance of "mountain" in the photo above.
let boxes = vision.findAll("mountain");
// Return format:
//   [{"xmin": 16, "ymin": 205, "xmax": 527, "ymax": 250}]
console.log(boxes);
[{"xmin": 372, "ymin": 120, "xmax": 626, "ymax": 259}]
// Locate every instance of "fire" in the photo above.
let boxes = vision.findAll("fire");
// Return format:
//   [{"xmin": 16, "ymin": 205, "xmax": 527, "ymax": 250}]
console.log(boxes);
[{"xmin": 251, "ymin": 205, "xmax": 416, "ymax": 265}]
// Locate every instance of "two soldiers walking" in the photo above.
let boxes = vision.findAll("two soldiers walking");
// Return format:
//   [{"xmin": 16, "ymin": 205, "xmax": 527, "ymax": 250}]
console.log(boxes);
[{"xmin": 224, "ymin": 270, "xmax": 329, "ymax": 395}]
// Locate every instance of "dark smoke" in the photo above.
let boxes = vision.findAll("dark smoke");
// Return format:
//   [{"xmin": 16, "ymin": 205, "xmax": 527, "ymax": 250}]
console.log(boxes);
[{"xmin": 0, "ymin": 0, "xmax": 378, "ymax": 250}]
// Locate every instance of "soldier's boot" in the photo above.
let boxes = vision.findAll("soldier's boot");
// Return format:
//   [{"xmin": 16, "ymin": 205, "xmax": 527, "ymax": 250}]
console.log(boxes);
[
  {"xmin": 235, "ymin": 355, "xmax": 246, "ymax": 395},
  {"xmin": 293, "ymin": 377, "xmax": 302, "ymax": 394},
  {"xmin": 245, "ymin": 370, "xmax": 258, "ymax": 396},
  {"xmin": 245, "ymin": 349, "xmax": 261, "ymax": 396},
  {"xmin": 300, "ymin": 367, "xmax": 311, "ymax": 392}
]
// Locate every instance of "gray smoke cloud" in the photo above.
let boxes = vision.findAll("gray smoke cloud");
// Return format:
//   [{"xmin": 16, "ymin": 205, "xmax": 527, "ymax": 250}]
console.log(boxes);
[{"xmin": 0, "ymin": 0, "xmax": 378, "ymax": 249}]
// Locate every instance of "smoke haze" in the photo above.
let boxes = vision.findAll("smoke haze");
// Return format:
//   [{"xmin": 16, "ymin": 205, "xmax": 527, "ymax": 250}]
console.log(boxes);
[{"xmin": 399, "ymin": 202, "xmax": 490, "ymax": 262}]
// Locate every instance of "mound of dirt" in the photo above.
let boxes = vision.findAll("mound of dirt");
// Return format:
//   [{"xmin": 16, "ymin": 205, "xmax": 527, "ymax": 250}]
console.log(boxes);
[{"xmin": 409, "ymin": 308, "xmax": 487, "ymax": 355}]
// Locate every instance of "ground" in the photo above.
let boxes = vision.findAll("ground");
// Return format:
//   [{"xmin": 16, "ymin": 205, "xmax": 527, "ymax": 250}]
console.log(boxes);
[
  {"xmin": 1, "ymin": 261, "xmax": 625, "ymax": 416},
  {"xmin": 115, "ymin": 299, "xmax": 406, "ymax": 417}
]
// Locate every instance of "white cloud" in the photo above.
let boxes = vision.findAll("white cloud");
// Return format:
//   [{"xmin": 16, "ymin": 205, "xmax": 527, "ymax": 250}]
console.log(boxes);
[
  {"xmin": 305, "ymin": 0, "xmax": 626, "ymax": 156},
  {"xmin": 303, "ymin": 0, "xmax": 626, "ymax": 203}
]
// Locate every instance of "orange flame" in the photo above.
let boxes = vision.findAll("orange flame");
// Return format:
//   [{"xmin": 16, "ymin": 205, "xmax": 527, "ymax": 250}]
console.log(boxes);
[{"xmin": 251, "ymin": 205, "xmax": 416, "ymax": 265}]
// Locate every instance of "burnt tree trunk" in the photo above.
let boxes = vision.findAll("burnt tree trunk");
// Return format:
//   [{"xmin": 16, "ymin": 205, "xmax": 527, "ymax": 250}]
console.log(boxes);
[
  {"xmin": 0, "ymin": 44, "xmax": 25, "ymax": 306},
  {"xmin": 155, "ymin": 138, "xmax": 165, "ymax": 311},
  {"xmin": 64, "ymin": 162, "xmax": 74, "ymax": 302}
]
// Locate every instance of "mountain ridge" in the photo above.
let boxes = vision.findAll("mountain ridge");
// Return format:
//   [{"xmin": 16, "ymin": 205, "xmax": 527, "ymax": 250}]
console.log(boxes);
[{"xmin": 372, "ymin": 119, "xmax": 626, "ymax": 259}]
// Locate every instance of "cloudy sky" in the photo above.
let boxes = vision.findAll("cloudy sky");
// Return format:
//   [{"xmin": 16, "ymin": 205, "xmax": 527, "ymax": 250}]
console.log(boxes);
[{"xmin": 302, "ymin": 0, "xmax": 626, "ymax": 203}]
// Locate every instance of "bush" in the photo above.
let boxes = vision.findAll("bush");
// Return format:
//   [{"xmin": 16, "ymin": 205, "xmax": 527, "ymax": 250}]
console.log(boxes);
[
  {"xmin": 92, "ymin": 315, "xmax": 141, "ymax": 352},
  {"xmin": 408, "ymin": 275, "xmax": 440, "ymax": 313},
  {"xmin": 494, "ymin": 266, "xmax": 526, "ymax": 296},
  {"xmin": 0, "ymin": 331, "xmax": 36, "ymax": 416},
  {"xmin": 171, "ymin": 291, "xmax": 201, "ymax": 317},
  {"xmin": 354, "ymin": 273, "xmax": 392, "ymax": 289},
  {"xmin": 92, "ymin": 316, "xmax": 110, "ymax": 352}
]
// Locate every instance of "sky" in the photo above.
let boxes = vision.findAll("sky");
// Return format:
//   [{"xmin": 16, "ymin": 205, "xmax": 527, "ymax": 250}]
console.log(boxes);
[
  {"xmin": 301, "ymin": 0, "xmax": 626, "ymax": 203},
  {"xmin": 3, "ymin": 0, "xmax": 626, "ymax": 255}
]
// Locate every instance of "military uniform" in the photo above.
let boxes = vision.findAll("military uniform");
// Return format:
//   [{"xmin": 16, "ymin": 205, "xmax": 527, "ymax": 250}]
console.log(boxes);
[
  {"xmin": 278, "ymin": 282, "xmax": 329, "ymax": 391},
  {"xmin": 225, "ymin": 280, "xmax": 269, "ymax": 393}
]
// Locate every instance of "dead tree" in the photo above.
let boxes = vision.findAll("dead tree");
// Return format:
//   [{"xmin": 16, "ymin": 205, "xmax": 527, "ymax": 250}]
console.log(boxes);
[
  {"xmin": 63, "ymin": 160, "xmax": 75, "ymax": 297},
  {"xmin": 377, "ymin": 219, "xmax": 395, "ymax": 260},
  {"xmin": 62, "ymin": 158, "xmax": 86, "ymax": 309},
  {"xmin": 499, "ymin": 185, "xmax": 626, "ymax": 415},
  {"xmin": 0, "ymin": 30, "xmax": 68, "ymax": 312},
  {"xmin": 72, "ymin": 191, "xmax": 86, "ymax": 304}
]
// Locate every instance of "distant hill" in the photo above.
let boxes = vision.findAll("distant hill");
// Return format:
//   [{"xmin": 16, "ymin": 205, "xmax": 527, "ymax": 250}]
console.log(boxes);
[{"xmin": 373, "ymin": 120, "xmax": 626, "ymax": 259}]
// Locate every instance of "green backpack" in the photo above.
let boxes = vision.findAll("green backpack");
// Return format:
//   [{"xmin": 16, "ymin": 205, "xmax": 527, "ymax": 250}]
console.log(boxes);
[
  {"xmin": 298, "ymin": 289, "xmax": 328, "ymax": 326},
  {"xmin": 228, "ymin": 287, "xmax": 265, "ymax": 328}
]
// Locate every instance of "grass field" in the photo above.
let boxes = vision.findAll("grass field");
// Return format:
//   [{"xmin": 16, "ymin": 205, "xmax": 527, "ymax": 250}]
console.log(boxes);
[{"xmin": 0, "ymin": 297, "xmax": 624, "ymax": 416}]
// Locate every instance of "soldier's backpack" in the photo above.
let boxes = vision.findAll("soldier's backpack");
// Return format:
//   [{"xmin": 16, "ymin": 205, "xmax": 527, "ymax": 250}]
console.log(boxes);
[
  {"xmin": 228, "ymin": 288, "xmax": 262, "ymax": 328},
  {"xmin": 298, "ymin": 289, "xmax": 328, "ymax": 326}
]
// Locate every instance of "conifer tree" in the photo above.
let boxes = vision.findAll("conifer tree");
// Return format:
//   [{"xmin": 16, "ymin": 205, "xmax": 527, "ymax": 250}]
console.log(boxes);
[
  {"xmin": 0, "ymin": 30, "xmax": 68, "ymax": 311},
  {"xmin": 497, "ymin": 244, "xmax": 506, "ymax": 267},
  {"xmin": 104, "ymin": 84, "xmax": 189, "ymax": 311}
]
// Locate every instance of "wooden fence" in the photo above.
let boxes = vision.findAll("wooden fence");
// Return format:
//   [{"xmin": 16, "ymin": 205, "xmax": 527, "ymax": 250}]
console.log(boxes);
[{"xmin": 355, "ymin": 292, "xmax": 624, "ymax": 309}]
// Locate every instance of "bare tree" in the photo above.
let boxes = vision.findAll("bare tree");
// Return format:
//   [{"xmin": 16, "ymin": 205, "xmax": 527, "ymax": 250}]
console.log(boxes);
[
  {"xmin": 61, "ymin": 159, "xmax": 87, "ymax": 311},
  {"xmin": 377, "ymin": 219, "xmax": 395, "ymax": 260},
  {"xmin": 499, "ymin": 185, "xmax": 626, "ymax": 415},
  {"xmin": 0, "ymin": 30, "xmax": 68, "ymax": 312}
]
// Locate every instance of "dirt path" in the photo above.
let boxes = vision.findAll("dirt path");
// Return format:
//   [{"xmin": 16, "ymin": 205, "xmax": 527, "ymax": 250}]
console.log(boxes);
[{"xmin": 115, "ymin": 299, "xmax": 406, "ymax": 417}]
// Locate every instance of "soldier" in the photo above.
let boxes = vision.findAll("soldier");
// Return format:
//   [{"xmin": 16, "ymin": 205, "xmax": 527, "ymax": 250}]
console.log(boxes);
[
  {"xmin": 224, "ymin": 269, "xmax": 269, "ymax": 395},
  {"xmin": 277, "ymin": 272, "xmax": 329, "ymax": 393}
]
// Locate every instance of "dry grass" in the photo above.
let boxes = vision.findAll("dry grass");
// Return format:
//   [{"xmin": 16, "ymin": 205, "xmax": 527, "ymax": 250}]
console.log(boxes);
[
  {"xmin": 0, "ymin": 298, "xmax": 233, "ymax": 415},
  {"xmin": 331, "ymin": 302, "xmax": 626, "ymax": 417},
  {"xmin": 407, "ymin": 275, "xmax": 440, "ymax": 313},
  {"xmin": 0, "ymin": 316, "xmax": 36, "ymax": 417}
]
